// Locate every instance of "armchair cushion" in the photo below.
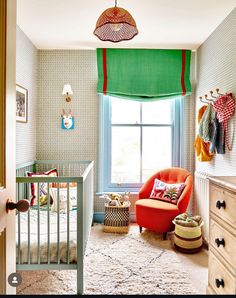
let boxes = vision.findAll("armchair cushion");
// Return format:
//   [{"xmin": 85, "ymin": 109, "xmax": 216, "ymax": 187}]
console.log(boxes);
[
  {"xmin": 150, "ymin": 178, "xmax": 185, "ymax": 205},
  {"xmin": 136, "ymin": 199, "xmax": 180, "ymax": 232}
]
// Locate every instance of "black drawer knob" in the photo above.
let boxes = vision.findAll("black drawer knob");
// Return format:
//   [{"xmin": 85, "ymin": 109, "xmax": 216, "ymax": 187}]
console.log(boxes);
[
  {"xmin": 215, "ymin": 238, "xmax": 225, "ymax": 247},
  {"xmin": 215, "ymin": 278, "xmax": 224, "ymax": 288},
  {"xmin": 216, "ymin": 200, "xmax": 226, "ymax": 209}
]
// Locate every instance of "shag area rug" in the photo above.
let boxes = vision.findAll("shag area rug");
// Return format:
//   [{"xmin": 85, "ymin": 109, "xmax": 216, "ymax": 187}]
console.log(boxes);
[{"xmin": 17, "ymin": 224, "xmax": 197, "ymax": 295}]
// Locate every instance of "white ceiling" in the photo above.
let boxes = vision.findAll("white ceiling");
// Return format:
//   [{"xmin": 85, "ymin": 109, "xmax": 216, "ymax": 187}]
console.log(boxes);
[{"xmin": 17, "ymin": 0, "xmax": 236, "ymax": 50}]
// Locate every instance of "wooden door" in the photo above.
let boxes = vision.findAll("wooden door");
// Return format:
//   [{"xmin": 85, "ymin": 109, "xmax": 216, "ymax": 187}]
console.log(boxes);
[{"xmin": 0, "ymin": 0, "xmax": 16, "ymax": 294}]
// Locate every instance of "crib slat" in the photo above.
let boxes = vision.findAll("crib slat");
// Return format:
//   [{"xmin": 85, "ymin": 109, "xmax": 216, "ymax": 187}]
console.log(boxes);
[
  {"xmin": 37, "ymin": 183, "xmax": 40, "ymax": 264},
  {"xmin": 47, "ymin": 182, "xmax": 50, "ymax": 264},
  {"xmin": 17, "ymin": 183, "xmax": 21, "ymax": 265},
  {"xmin": 27, "ymin": 206, "xmax": 31, "ymax": 264},
  {"xmin": 67, "ymin": 182, "xmax": 70, "ymax": 264},
  {"xmin": 57, "ymin": 184, "xmax": 60, "ymax": 264}
]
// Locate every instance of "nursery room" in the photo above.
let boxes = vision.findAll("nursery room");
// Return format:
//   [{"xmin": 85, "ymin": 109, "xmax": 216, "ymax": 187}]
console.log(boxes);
[{"xmin": 0, "ymin": 0, "xmax": 236, "ymax": 295}]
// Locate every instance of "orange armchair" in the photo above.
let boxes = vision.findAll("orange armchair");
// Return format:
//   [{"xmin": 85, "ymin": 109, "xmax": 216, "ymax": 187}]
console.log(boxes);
[{"xmin": 135, "ymin": 168, "xmax": 193, "ymax": 239}]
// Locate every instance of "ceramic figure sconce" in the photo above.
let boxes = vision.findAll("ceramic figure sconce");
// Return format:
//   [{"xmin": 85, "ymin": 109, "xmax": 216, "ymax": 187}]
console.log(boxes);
[{"xmin": 61, "ymin": 109, "xmax": 75, "ymax": 130}]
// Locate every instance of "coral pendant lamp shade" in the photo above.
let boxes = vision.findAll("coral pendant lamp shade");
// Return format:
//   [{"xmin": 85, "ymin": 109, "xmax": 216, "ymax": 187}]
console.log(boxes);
[{"xmin": 93, "ymin": 0, "xmax": 138, "ymax": 42}]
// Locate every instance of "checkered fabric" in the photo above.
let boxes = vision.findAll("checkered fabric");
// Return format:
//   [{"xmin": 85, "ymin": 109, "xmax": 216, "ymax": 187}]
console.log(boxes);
[
  {"xmin": 104, "ymin": 206, "xmax": 129, "ymax": 227},
  {"xmin": 213, "ymin": 93, "xmax": 235, "ymax": 151}
]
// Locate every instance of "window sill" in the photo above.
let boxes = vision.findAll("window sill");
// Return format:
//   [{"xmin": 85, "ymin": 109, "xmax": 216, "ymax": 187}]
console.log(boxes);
[{"xmin": 96, "ymin": 191, "xmax": 139, "ymax": 196}]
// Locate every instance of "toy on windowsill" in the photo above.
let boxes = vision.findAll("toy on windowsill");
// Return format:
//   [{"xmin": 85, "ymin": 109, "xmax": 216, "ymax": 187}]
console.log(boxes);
[{"xmin": 104, "ymin": 192, "xmax": 131, "ymax": 207}]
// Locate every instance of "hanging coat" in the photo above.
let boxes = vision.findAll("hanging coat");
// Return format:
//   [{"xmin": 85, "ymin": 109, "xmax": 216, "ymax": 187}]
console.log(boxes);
[
  {"xmin": 213, "ymin": 93, "xmax": 235, "ymax": 151},
  {"xmin": 194, "ymin": 105, "xmax": 214, "ymax": 162},
  {"xmin": 194, "ymin": 135, "xmax": 214, "ymax": 162},
  {"xmin": 198, "ymin": 104, "xmax": 216, "ymax": 142},
  {"xmin": 209, "ymin": 115, "xmax": 225, "ymax": 154}
]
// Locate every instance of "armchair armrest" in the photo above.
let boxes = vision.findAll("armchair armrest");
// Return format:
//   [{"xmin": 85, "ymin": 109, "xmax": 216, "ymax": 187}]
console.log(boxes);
[
  {"xmin": 177, "ymin": 175, "xmax": 193, "ymax": 213},
  {"xmin": 138, "ymin": 173, "xmax": 160, "ymax": 199}
]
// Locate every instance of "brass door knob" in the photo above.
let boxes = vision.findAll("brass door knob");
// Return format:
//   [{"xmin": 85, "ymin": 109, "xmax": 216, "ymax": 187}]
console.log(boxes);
[{"xmin": 6, "ymin": 199, "xmax": 30, "ymax": 214}]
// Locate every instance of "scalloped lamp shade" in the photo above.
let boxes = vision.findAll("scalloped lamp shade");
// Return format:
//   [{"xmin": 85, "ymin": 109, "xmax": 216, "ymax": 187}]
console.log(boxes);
[{"xmin": 94, "ymin": 6, "xmax": 138, "ymax": 42}]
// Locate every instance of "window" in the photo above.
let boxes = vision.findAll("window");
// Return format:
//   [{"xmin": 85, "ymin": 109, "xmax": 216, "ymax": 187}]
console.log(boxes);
[{"xmin": 99, "ymin": 96, "xmax": 183, "ymax": 192}]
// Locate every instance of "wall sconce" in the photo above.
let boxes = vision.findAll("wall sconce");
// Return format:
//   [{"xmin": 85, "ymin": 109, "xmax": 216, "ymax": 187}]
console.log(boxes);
[{"xmin": 62, "ymin": 84, "xmax": 73, "ymax": 102}]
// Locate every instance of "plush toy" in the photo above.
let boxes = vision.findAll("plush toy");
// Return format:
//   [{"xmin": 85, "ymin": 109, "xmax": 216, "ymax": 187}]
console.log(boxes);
[
  {"xmin": 109, "ymin": 192, "xmax": 122, "ymax": 201},
  {"xmin": 104, "ymin": 194, "xmax": 111, "ymax": 205},
  {"xmin": 173, "ymin": 212, "xmax": 202, "ymax": 227},
  {"xmin": 109, "ymin": 200, "xmax": 119, "ymax": 206},
  {"xmin": 103, "ymin": 192, "xmax": 130, "ymax": 207},
  {"xmin": 122, "ymin": 192, "xmax": 130, "ymax": 202}
]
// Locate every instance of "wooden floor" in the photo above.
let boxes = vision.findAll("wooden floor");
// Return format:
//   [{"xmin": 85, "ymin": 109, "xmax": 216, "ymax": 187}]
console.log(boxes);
[{"xmin": 168, "ymin": 232, "xmax": 208, "ymax": 295}]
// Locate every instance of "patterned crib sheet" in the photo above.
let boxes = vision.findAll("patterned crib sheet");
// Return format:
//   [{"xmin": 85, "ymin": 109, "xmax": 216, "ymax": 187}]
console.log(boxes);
[{"xmin": 16, "ymin": 208, "xmax": 78, "ymax": 264}]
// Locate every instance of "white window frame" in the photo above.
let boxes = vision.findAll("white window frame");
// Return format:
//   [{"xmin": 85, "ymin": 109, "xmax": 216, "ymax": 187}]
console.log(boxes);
[{"xmin": 98, "ymin": 95, "xmax": 184, "ymax": 193}]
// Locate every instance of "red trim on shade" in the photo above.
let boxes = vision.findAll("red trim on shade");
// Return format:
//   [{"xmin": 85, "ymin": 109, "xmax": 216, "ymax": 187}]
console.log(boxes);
[
  {"xmin": 102, "ymin": 48, "xmax": 108, "ymax": 94},
  {"xmin": 181, "ymin": 50, "xmax": 187, "ymax": 95}
]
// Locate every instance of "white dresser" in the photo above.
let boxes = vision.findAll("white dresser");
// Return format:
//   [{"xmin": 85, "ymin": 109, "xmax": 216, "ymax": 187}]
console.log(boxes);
[{"xmin": 207, "ymin": 176, "xmax": 236, "ymax": 295}]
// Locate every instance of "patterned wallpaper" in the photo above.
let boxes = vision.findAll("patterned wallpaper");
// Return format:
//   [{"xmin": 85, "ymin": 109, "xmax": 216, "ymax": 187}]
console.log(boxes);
[
  {"xmin": 16, "ymin": 27, "xmax": 37, "ymax": 165},
  {"xmin": 37, "ymin": 50, "xmax": 99, "ymax": 209},
  {"xmin": 195, "ymin": 8, "xmax": 236, "ymax": 175}
]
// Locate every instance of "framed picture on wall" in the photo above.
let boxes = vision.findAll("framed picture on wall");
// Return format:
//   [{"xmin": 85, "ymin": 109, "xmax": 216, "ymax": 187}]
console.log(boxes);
[{"xmin": 16, "ymin": 84, "xmax": 28, "ymax": 123}]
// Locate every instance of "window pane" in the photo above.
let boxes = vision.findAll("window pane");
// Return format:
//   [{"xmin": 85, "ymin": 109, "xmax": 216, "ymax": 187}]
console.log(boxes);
[
  {"xmin": 142, "ymin": 100, "xmax": 172, "ymax": 124},
  {"xmin": 142, "ymin": 127, "xmax": 172, "ymax": 182},
  {"xmin": 111, "ymin": 97, "xmax": 140, "ymax": 124},
  {"xmin": 111, "ymin": 127, "xmax": 140, "ymax": 184}
]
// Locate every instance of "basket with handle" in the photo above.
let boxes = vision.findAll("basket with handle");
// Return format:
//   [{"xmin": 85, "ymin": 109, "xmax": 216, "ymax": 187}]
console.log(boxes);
[{"xmin": 103, "ymin": 204, "xmax": 130, "ymax": 233}]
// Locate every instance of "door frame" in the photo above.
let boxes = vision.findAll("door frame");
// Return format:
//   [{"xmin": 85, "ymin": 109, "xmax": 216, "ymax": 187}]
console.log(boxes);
[{"xmin": 0, "ymin": 0, "xmax": 16, "ymax": 294}]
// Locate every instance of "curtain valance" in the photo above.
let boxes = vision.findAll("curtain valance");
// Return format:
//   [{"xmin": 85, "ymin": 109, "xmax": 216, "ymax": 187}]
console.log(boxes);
[{"xmin": 97, "ymin": 48, "xmax": 192, "ymax": 101}]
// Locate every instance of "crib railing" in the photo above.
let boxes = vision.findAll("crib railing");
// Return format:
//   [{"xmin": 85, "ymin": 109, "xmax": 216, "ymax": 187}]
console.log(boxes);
[
  {"xmin": 34, "ymin": 160, "xmax": 90, "ymax": 177},
  {"xmin": 16, "ymin": 160, "xmax": 94, "ymax": 294}
]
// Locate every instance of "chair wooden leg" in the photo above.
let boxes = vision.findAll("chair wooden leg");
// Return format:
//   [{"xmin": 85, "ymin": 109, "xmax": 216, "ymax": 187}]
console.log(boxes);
[
  {"xmin": 139, "ymin": 226, "xmax": 143, "ymax": 233},
  {"xmin": 163, "ymin": 232, "xmax": 167, "ymax": 240}
]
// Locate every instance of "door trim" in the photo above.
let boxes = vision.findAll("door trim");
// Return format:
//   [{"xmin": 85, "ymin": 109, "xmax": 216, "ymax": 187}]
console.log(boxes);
[
  {"xmin": 0, "ymin": 230, "xmax": 6, "ymax": 294},
  {"xmin": 0, "ymin": 0, "xmax": 6, "ymax": 189}
]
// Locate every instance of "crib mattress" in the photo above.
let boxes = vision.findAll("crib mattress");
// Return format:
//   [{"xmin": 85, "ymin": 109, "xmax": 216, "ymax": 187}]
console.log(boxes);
[{"xmin": 16, "ymin": 208, "xmax": 78, "ymax": 264}]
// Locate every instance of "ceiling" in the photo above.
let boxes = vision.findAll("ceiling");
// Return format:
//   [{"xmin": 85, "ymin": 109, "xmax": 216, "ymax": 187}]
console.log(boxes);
[{"xmin": 17, "ymin": 0, "xmax": 236, "ymax": 50}]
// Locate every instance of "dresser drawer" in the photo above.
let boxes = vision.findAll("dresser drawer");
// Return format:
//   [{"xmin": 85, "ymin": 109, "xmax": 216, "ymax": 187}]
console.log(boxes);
[
  {"xmin": 206, "ymin": 285, "xmax": 216, "ymax": 294},
  {"xmin": 209, "ymin": 253, "xmax": 236, "ymax": 294},
  {"xmin": 210, "ymin": 184, "xmax": 236, "ymax": 227},
  {"xmin": 210, "ymin": 218, "xmax": 236, "ymax": 268}
]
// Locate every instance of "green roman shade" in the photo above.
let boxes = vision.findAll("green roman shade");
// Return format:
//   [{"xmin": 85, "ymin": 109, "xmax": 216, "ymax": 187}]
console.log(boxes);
[{"xmin": 97, "ymin": 48, "xmax": 192, "ymax": 101}]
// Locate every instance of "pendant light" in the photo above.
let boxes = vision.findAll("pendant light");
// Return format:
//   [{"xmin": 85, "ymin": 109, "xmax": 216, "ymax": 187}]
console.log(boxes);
[{"xmin": 93, "ymin": 0, "xmax": 138, "ymax": 42}]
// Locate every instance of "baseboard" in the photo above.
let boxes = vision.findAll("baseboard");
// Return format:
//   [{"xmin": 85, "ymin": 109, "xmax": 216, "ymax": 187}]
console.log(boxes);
[
  {"xmin": 129, "ymin": 212, "xmax": 136, "ymax": 223},
  {"xmin": 93, "ymin": 212, "xmax": 105, "ymax": 223},
  {"xmin": 93, "ymin": 212, "xmax": 136, "ymax": 223},
  {"xmin": 202, "ymin": 238, "xmax": 209, "ymax": 250}
]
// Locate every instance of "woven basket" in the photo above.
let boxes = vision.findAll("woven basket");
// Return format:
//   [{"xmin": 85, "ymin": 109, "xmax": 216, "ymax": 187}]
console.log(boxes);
[
  {"xmin": 103, "ymin": 205, "xmax": 130, "ymax": 234},
  {"xmin": 173, "ymin": 221, "xmax": 204, "ymax": 254}
]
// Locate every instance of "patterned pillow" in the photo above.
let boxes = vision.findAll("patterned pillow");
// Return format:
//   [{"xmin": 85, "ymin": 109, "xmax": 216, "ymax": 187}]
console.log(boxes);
[
  {"xmin": 50, "ymin": 187, "xmax": 77, "ymax": 210},
  {"xmin": 150, "ymin": 178, "xmax": 185, "ymax": 205},
  {"xmin": 26, "ymin": 168, "xmax": 58, "ymax": 206}
]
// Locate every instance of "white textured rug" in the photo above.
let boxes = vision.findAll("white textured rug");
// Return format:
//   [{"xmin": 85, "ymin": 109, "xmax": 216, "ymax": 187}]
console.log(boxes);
[{"xmin": 17, "ymin": 224, "xmax": 197, "ymax": 295}]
